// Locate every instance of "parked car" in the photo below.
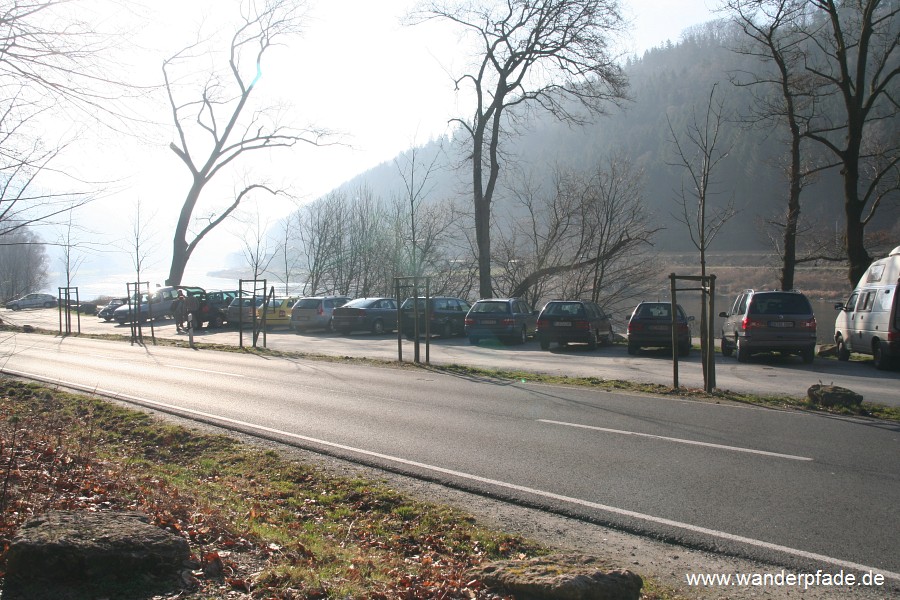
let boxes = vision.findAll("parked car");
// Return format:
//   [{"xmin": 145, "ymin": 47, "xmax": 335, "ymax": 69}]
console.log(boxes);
[
  {"xmin": 720, "ymin": 289, "xmax": 817, "ymax": 364},
  {"xmin": 464, "ymin": 298, "xmax": 537, "ymax": 345},
  {"xmin": 4, "ymin": 293, "xmax": 57, "ymax": 310},
  {"xmin": 535, "ymin": 300, "xmax": 613, "ymax": 350},
  {"xmin": 290, "ymin": 296, "xmax": 352, "ymax": 333},
  {"xmin": 400, "ymin": 296, "xmax": 471, "ymax": 338},
  {"xmin": 97, "ymin": 298, "xmax": 128, "ymax": 321},
  {"xmin": 113, "ymin": 286, "xmax": 206, "ymax": 326},
  {"xmin": 257, "ymin": 297, "xmax": 299, "ymax": 327},
  {"xmin": 833, "ymin": 245, "xmax": 900, "ymax": 369},
  {"xmin": 332, "ymin": 297, "xmax": 398, "ymax": 335},
  {"xmin": 205, "ymin": 290, "xmax": 238, "ymax": 328},
  {"xmin": 626, "ymin": 301, "xmax": 693, "ymax": 357},
  {"xmin": 225, "ymin": 295, "xmax": 266, "ymax": 327}
]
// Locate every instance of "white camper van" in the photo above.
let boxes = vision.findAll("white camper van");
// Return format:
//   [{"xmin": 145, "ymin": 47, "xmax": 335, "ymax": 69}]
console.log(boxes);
[{"xmin": 833, "ymin": 245, "xmax": 900, "ymax": 369}]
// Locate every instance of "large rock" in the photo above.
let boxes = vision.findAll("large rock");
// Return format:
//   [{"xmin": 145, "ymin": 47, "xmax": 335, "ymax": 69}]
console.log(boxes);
[
  {"xmin": 807, "ymin": 384, "xmax": 863, "ymax": 408},
  {"xmin": 471, "ymin": 553, "xmax": 643, "ymax": 600},
  {"xmin": 3, "ymin": 510, "xmax": 191, "ymax": 600}
]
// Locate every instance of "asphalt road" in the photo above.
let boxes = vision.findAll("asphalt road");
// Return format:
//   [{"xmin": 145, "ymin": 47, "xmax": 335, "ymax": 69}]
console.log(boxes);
[
  {"xmin": 1, "ymin": 328, "xmax": 898, "ymax": 584},
  {"xmin": 4, "ymin": 307, "xmax": 899, "ymax": 407}
]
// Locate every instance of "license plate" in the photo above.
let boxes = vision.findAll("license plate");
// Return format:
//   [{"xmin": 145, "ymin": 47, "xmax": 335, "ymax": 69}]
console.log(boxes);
[
  {"xmin": 481, "ymin": 319, "xmax": 497, "ymax": 325},
  {"xmin": 298, "ymin": 316, "xmax": 309, "ymax": 321},
  {"xmin": 769, "ymin": 321, "xmax": 794, "ymax": 328},
  {"xmin": 555, "ymin": 321, "xmax": 572, "ymax": 327},
  {"xmin": 649, "ymin": 325, "xmax": 668, "ymax": 331}
]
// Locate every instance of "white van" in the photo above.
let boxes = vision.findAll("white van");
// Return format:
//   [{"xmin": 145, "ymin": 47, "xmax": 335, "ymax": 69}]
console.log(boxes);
[{"xmin": 833, "ymin": 245, "xmax": 900, "ymax": 369}]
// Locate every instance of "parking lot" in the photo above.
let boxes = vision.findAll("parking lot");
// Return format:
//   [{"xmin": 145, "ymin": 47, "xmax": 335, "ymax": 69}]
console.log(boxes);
[{"xmin": 2, "ymin": 307, "xmax": 898, "ymax": 407}]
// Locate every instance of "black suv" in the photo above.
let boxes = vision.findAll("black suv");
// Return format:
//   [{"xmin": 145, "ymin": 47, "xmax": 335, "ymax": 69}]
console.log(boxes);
[
  {"xmin": 535, "ymin": 300, "xmax": 613, "ymax": 350},
  {"xmin": 719, "ymin": 289, "xmax": 817, "ymax": 363},
  {"xmin": 464, "ymin": 298, "xmax": 537, "ymax": 345}
]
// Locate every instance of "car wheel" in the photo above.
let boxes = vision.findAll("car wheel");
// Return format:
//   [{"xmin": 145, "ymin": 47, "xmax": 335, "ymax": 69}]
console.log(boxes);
[
  {"xmin": 43, "ymin": 301, "xmax": 55, "ymax": 308},
  {"xmin": 10, "ymin": 305, "xmax": 19, "ymax": 311},
  {"xmin": 441, "ymin": 321, "xmax": 452, "ymax": 338},
  {"xmin": 586, "ymin": 330, "xmax": 598, "ymax": 351},
  {"xmin": 539, "ymin": 337, "xmax": 550, "ymax": 350},
  {"xmin": 800, "ymin": 346, "xmax": 815, "ymax": 364},
  {"xmin": 627, "ymin": 343, "xmax": 638, "ymax": 355},
  {"xmin": 836, "ymin": 336, "xmax": 850, "ymax": 361},
  {"xmin": 209, "ymin": 314, "xmax": 223, "ymax": 328},
  {"xmin": 601, "ymin": 326, "xmax": 613, "ymax": 345},
  {"xmin": 678, "ymin": 342, "xmax": 691, "ymax": 357},
  {"xmin": 721, "ymin": 336, "xmax": 733, "ymax": 357},
  {"xmin": 517, "ymin": 326, "xmax": 527, "ymax": 345},
  {"xmin": 736, "ymin": 338, "xmax": 750, "ymax": 363},
  {"xmin": 103, "ymin": 317, "xmax": 112, "ymax": 322},
  {"xmin": 371, "ymin": 319, "xmax": 385, "ymax": 335},
  {"xmin": 873, "ymin": 341, "xmax": 891, "ymax": 370},
  {"xmin": 327, "ymin": 318, "xmax": 335, "ymax": 333}
]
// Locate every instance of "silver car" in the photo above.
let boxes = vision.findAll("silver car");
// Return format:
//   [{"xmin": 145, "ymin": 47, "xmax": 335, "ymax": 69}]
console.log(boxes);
[
  {"xmin": 290, "ymin": 296, "xmax": 351, "ymax": 333},
  {"xmin": 5, "ymin": 293, "xmax": 57, "ymax": 310}
]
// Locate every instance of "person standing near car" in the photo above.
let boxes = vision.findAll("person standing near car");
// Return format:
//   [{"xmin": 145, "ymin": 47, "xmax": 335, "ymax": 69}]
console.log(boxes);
[
  {"xmin": 184, "ymin": 291, "xmax": 200, "ymax": 330},
  {"xmin": 173, "ymin": 291, "xmax": 186, "ymax": 333}
]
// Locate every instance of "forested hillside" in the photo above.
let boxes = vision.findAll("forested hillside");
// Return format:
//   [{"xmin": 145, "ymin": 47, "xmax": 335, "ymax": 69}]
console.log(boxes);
[
  {"xmin": 276, "ymin": 15, "xmax": 895, "ymax": 305},
  {"xmin": 334, "ymin": 22, "xmax": 860, "ymax": 252}
]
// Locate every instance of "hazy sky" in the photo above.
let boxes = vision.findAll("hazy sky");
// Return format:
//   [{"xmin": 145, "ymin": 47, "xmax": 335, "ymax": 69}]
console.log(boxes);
[{"xmin": 42, "ymin": 0, "xmax": 719, "ymax": 292}]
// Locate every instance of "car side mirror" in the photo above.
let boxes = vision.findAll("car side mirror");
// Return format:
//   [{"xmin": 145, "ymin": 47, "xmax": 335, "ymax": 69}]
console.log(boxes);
[
  {"xmin": 833, "ymin": 302, "xmax": 845, "ymax": 311},
  {"xmin": 687, "ymin": 315, "xmax": 695, "ymax": 322},
  {"xmin": 718, "ymin": 311, "xmax": 728, "ymax": 318}
]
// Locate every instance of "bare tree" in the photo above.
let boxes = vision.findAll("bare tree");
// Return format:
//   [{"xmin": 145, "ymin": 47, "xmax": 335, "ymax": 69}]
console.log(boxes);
[
  {"xmin": 668, "ymin": 85, "xmax": 736, "ymax": 384},
  {"xmin": 726, "ymin": 0, "xmax": 825, "ymax": 290},
  {"xmin": 0, "ymin": 226, "xmax": 48, "ymax": 300},
  {"xmin": 163, "ymin": 0, "xmax": 325, "ymax": 285},
  {"xmin": 799, "ymin": 0, "xmax": 899, "ymax": 286},
  {"xmin": 125, "ymin": 197, "xmax": 158, "ymax": 287},
  {"xmin": 56, "ymin": 209, "xmax": 87, "ymax": 292},
  {"xmin": 295, "ymin": 192, "xmax": 342, "ymax": 295},
  {"xmin": 271, "ymin": 214, "xmax": 302, "ymax": 296},
  {"xmin": 498, "ymin": 158, "xmax": 658, "ymax": 307},
  {"xmin": 232, "ymin": 201, "xmax": 277, "ymax": 282},
  {"xmin": 411, "ymin": 0, "xmax": 628, "ymax": 299},
  {"xmin": 0, "ymin": 98, "xmax": 94, "ymax": 238},
  {"xmin": 394, "ymin": 143, "xmax": 445, "ymax": 277},
  {"xmin": 667, "ymin": 85, "xmax": 737, "ymax": 281},
  {"xmin": 726, "ymin": 0, "xmax": 899, "ymax": 288},
  {"xmin": 0, "ymin": 0, "xmax": 142, "ymax": 238}
]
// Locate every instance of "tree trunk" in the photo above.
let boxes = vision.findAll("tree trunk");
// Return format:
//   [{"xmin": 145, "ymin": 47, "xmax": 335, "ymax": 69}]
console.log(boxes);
[
  {"xmin": 166, "ymin": 181, "xmax": 203, "ymax": 286},
  {"xmin": 780, "ymin": 131, "xmax": 802, "ymax": 291}
]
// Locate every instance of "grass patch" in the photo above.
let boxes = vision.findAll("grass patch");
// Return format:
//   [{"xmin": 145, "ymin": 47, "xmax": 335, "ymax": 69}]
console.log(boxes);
[{"xmin": 0, "ymin": 378, "xmax": 686, "ymax": 599}]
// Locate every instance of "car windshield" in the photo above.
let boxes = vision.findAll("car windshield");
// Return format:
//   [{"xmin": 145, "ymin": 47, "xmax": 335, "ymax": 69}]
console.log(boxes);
[
  {"xmin": 543, "ymin": 302, "xmax": 585, "ymax": 317},
  {"xmin": 471, "ymin": 301, "xmax": 509, "ymax": 314},
  {"xmin": 748, "ymin": 294, "xmax": 812, "ymax": 315}
]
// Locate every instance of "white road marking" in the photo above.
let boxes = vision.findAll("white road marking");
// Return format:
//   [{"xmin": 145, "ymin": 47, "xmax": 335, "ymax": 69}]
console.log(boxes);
[
  {"xmin": 165, "ymin": 365, "xmax": 246, "ymax": 378},
  {"xmin": 3, "ymin": 367, "xmax": 896, "ymax": 583},
  {"xmin": 538, "ymin": 419, "xmax": 813, "ymax": 461}
]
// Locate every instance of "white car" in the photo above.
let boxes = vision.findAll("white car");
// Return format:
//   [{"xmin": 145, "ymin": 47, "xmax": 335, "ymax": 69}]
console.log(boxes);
[{"xmin": 5, "ymin": 293, "xmax": 58, "ymax": 310}]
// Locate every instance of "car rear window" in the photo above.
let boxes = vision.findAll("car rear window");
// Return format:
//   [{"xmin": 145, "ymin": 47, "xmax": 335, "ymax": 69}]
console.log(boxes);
[
  {"xmin": 471, "ymin": 301, "xmax": 509, "ymax": 314},
  {"xmin": 296, "ymin": 298, "xmax": 322, "ymax": 309},
  {"xmin": 748, "ymin": 294, "xmax": 812, "ymax": 315},
  {"xmin": 544, "ymin": 302, "xmax": 585, "ymax": 317}
]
